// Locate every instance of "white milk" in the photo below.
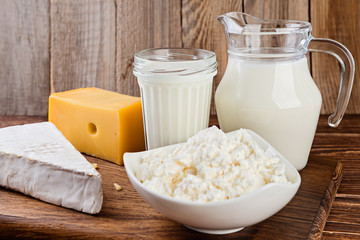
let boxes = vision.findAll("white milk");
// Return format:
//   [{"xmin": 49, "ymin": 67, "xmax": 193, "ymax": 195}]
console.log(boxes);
[
  {"xmin": 215, "ymin": 57, "xmax": 322, "ymax": 170},
  {"xmin": 137, "ymin": 75, "xmax": 213, "ymax": 150},
  {"xmin": 134, "ymin": 48, "xmax": 217, "ymax": 150}
]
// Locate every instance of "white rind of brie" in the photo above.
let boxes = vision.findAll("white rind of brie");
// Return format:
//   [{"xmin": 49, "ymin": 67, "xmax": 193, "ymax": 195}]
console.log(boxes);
[{"xmin": 0, "ymin": 122, "xmax": 103, "ymax": 214}]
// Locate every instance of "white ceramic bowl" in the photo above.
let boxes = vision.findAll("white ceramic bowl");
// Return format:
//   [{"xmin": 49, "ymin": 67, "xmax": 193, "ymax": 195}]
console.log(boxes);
[{"xmin": 124, "ymin": 129, "xmax": 301, "ymax": 235}]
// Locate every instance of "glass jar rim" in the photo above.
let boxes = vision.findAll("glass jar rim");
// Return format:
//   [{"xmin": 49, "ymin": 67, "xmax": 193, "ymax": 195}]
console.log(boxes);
[
  {"xmin": 134, "ymin": 48, "xmax": 216, "ymax": 62},
  {"xmin": 133, "ymin": 48, "xmax": 217, "ymax": 77}
]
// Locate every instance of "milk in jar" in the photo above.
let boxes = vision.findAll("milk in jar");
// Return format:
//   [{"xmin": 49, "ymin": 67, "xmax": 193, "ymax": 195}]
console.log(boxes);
[{"xmin": 133, "ymin": 48, "xmax": 217, "ymax": 150}]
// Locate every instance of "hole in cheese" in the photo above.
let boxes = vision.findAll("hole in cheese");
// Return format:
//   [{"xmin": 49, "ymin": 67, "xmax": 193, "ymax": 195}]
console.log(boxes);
[{"xmin": 88, "ymin": 122, "xmax": 97, "ymax": 135}]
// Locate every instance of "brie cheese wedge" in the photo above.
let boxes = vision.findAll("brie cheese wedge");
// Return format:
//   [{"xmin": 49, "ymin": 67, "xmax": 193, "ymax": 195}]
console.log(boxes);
[{"xmin": 0, "ymin": 122, "xmax": 103, "ymax": 214}]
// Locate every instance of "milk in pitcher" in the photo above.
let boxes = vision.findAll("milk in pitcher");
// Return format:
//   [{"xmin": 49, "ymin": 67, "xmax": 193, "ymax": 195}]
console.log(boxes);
[
  {"xmin": 215, "ymin": 57, "xmax": 322, "ymax": 170},
  {"xmin": 216, "ymin": 12, "xmax": 355, "ymax": 170}
]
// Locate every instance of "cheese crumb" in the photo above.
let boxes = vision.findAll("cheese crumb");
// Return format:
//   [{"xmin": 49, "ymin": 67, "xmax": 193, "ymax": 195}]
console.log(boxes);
[
  {"xmin": 114, "ymin": 183, "xmax": 122, "ymax": 191},
  {"xmin": 91, "ymin": 163, "xmax": 98, "ymax": 169},
  {"xmin": 135, "ymin": 126, "xmax": 290, "ymax": 202}
]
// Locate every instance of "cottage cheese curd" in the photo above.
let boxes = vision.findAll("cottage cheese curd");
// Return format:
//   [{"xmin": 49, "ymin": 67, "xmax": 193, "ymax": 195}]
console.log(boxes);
[{"xmin": 135, "ymin": 126, "xmax": 290, "ymax": 202}]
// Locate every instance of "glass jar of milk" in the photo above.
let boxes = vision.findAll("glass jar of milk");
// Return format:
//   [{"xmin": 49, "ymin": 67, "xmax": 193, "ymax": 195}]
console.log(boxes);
[
  {"xmin": 215, "ymin": 12, "xmax": 355, "ymax": 170},
  {"xmin": 134, "ymin": 48, "xmax": 217, "ymax": 150}
]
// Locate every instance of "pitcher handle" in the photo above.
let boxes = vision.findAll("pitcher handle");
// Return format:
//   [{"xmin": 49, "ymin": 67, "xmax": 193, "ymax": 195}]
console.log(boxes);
[{"xmin": 308, "ymin": 38, "xmax": 355, "ymax": 127}]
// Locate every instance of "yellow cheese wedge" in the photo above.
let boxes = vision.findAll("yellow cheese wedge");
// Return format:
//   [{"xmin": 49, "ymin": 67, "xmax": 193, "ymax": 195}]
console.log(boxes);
[{"xmin": 49, "ymin": 87, "xmax": 145, "ymax": 165}]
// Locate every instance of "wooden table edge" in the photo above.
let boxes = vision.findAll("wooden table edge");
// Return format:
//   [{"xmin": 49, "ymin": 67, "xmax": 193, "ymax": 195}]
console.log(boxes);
[{"xmin": 308, "ymin": 160, "xmax": 344, "ymax": 239}]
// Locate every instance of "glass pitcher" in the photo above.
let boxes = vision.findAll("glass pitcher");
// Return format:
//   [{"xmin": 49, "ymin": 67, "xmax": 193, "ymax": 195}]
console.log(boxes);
[{"xmin": 215, "ymin": 12, "xmax": 355, "ymax": 170}]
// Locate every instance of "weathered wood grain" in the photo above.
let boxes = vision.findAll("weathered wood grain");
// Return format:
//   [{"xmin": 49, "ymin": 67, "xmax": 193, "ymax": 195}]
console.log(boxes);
[
  {"xmin": 0, "ymin": 116, "xmax": 342, "ymax": 239},
  {"xmin": 323, "ymin": 211, "xmax": 360, "ymax": 238},
  {"xmin": 308, "ymin": 161, "xmax": 343, "ymax": 239},
  {"xmin": 243, "ymin": 0, "xmax": 309, "ymax": 20},
  {"xmin": 311, "ymin": 0, "xmax": 360, "ymax": 114},
  {"xmin": 116, "ymin": 0, "xmax": 182, "ymax": 97},
  {"xmin": 181, "ymin": 0, "xmax": 243, "ymax": 115},
  {"xmin": 50, "ymin": 0, "xmax": 116, "ymax": 93},
  {"xmin": 327, "ymin": 197, "xmax": 360, "ymax": 224},
  {"xmin": 0, "ymin": 0, "xmax": 50, "ymax": 116},
  {"xmin": 324, "ymin": 221, "xmax": 360, "ymax": 235},
  {"xmin": 0, "ymin": 116, "xmax": 47, "ymax": 128},
  {"xmin": 323, "ymin": 232, "xmax": 360, "ymax": 240}
]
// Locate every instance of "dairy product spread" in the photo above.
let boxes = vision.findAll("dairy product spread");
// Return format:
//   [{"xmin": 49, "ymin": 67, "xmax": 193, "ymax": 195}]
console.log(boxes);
[{"xmin": 135, "ymin": 126, "xmax": 290, "ymax": 202}]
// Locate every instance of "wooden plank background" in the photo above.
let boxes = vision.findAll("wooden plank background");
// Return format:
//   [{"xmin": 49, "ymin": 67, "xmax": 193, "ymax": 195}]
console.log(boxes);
[
  {"xmin": 51, "ymin": 0, "xmax": 116, "ymax": 93},
  {"xmin": 0, "ymin": 0, "xmax": 50, "ymax": 115},
  {"xmin": 0, "ymin": 0, "xmax": 359, "ymax": 116}
]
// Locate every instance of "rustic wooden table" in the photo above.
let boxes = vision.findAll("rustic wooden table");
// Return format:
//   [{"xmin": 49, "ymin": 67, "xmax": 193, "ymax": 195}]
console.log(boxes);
[
  {"xmin": 311, "ymin": 115, "xmax": 360, "ymax": 239},
  {"xmin": 0, "ymin": 115, "xmax": 359, "ymax": 239}
]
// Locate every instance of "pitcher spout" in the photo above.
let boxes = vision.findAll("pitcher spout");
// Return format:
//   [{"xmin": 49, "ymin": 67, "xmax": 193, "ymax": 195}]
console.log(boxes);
[{"xmin": 217, "ymin": 12, "xmax": 264, "ymax": 34}]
